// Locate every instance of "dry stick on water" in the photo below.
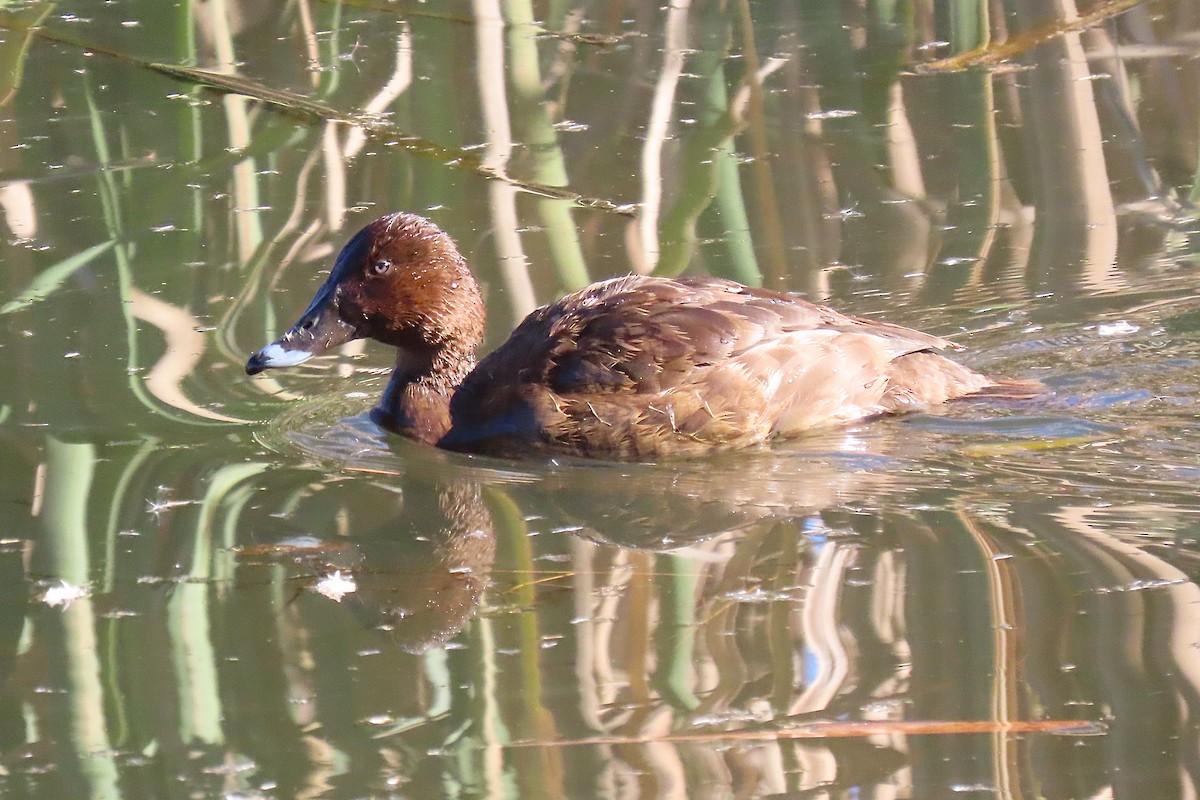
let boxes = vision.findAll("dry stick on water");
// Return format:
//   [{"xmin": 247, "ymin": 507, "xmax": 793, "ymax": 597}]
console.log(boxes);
[
  {"xmin": 325, "ymin": 0, "xmax": 631, "ymax": 48},
  {"xmin": 148, "ymin": 63, "xmax": 636, "ymax": 217},
  {"xmin": 915, "ymin": 0, "xmax": 1150, "ymax": 72},
  {"xmin": 0, "ymin": 19, "xmax": 637, "ymax": 218},
  {"xmin": 503, "ymin": 718, "xmax": 1106, "ymax": 749}
]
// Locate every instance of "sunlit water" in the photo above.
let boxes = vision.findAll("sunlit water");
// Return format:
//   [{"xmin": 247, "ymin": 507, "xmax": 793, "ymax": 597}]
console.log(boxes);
[{"xmin": 1, "ymin": 1, "xmax": 1199, "ymax": 798}]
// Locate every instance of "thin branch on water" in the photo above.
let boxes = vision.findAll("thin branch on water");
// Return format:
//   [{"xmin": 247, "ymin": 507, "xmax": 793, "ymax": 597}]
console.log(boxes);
[
  {"xmin": 0, "ymin": 2, "xmax": 51, "ymax": 107},
  {"xmin": 474, "ymin": 0, "xmax": 538, "ymax": 322},
  {"xmin": 325, "ymin": 0, "xmax": 631, "ymax": 47},
  {"xmin": 0, "ymin": 19, "xmax": 637, "ymax": 218},
  {"xmin": 914, "ymin": 0, "xmax": 1149, "ymax": 72},
  {"xmin": 504, "ymin": 718, "xmax": 1105, "ymax": 748}
]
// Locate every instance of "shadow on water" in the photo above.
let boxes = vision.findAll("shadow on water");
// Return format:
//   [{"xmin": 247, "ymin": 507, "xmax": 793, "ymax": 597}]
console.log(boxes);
[{"xmin": 0, "ymin": 0, "xmax": 1199, "ymax": 797}]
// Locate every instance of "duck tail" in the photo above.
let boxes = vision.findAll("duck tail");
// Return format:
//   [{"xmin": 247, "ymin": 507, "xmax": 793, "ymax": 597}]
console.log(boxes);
[{"xmin": 970, "ymin": 378, "xmax": 1046, "ymax": 400}]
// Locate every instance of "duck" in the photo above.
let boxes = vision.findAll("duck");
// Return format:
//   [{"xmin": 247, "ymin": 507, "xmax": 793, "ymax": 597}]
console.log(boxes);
[{"xmin": 246, "ymin": 212, "xmax": 1027, "ymax": 459}]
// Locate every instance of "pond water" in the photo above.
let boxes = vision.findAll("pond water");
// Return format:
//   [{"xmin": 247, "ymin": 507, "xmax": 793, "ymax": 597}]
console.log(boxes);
[{"xmin": 1, "ymin": 0, "xmax": 1199, "ymax": 797}]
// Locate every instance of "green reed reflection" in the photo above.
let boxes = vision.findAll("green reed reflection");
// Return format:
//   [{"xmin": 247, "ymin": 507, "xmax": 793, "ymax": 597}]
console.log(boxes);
[
  {"xmin": 0, "ymin": 2, "xmax": 50, "ymax": 107},
  {"xmin": 653, "ymin": 2, "xmax": 762, "ymax": 283},
  {"xmin": 503, "ymin": 0, "xmax": 590, "ymax": 293},
  {"xmin": 0, "ymin": 241, "xmax": 115, "ymax": 316},
  {"xmin": 7, "ymin": 407, "xmax": 1200, "ymax": 797},
  {"xmin": 37, "ymin": 438, "xmax": 120, "ymax": 800},
  {"xmin": 0, "ymin": 1, "xmax": 1198, "ymax": 798}
]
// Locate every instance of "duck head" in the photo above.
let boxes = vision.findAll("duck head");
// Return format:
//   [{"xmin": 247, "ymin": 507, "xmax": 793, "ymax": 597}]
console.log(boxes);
[{"xmin": 246, "ymin": 212, "xmax": 485, "ymax": 377}]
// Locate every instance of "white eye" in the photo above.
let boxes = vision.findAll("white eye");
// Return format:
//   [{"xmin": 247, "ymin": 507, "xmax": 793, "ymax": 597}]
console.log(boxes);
[{"xmin": 372, "ymin": 260, "xmax": 391, "ymax": 276}]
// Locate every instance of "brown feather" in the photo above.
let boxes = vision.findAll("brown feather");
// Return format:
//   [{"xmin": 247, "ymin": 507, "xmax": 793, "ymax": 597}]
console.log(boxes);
[
  {"xmin": 250, "ymin": 214, "xmax": 1033, "ymax": 460},
  {"xmin": 446, "ymin": 275, "xmax": 1004, "ymax": 457}
]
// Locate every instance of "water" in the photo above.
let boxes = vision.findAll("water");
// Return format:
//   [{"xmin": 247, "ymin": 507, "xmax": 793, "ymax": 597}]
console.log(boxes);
[{"xmin": 1, "ymin": 1, "xmax": 1199, "ymax": 797}]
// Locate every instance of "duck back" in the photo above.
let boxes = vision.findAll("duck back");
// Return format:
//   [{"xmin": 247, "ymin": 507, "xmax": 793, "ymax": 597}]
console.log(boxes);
[{"xmin": 440, "ymin": 276, "xmax": 992, "ymax": 458}]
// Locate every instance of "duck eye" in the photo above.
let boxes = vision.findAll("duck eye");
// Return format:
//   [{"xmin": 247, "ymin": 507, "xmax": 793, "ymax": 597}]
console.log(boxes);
[{"xmin": 371, "ymin": 260, "xmax": 391, "ymax": 276}]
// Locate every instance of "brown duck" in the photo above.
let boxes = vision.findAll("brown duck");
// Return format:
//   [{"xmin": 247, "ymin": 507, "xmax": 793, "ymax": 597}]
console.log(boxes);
[{"xmin": 247, "ymin": 212, "xmax": 1028, "ymax": 459}]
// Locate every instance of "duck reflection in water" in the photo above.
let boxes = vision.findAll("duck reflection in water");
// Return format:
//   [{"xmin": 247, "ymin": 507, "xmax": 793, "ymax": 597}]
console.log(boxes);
[
  {"xmin": 285, "ymin": 412, "xmax": 904, "ymax": 550},
  {"xmin": 241, "ymin": 477, "xmax": 495, "ymax": 654},
  {"xmin": 247, "ymin": 213, "xmax": 1036, "ymax": 460}
]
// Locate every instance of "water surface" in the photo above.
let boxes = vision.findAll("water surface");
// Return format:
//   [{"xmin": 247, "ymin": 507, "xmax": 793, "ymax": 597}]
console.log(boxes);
[{"xmin": 1, "ymin": 1, "xmax": 1199, "ymax": 797}]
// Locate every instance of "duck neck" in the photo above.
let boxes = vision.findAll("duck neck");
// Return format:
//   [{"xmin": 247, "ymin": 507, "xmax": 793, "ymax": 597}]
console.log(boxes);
[{"xmin": 375, "ymin": 340, "xmax": 476, "ymax": 445}]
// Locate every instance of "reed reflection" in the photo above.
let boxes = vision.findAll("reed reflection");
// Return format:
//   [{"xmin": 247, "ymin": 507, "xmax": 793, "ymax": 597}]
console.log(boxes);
[
  {"xmin": 3, "ymin": 426, "xmax": 1198, "ymax": 796},
  {"xmin": 0, "ymin": 0, "xmax": 1197, "ymax": 798},
  {"xmin": 0, "ymin": 0, "xmax": 1195, "ymax": 436}
]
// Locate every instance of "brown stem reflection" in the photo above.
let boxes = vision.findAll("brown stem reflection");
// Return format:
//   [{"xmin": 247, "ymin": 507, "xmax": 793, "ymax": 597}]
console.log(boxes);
[
  {"xmin": 264, "ymin": 419, "xmax": 1194, "ymax": 796},
  {"xmin": 0, "ymin": 406, "xmax": 1196, "ymax": 796},
  {"xmin": 1, "ymin": 1, "xmax": 1200, "ymax": 798},
  {"xmin": 1007, "ymin": 0, "xmax": 1120, "ymax": 295}
]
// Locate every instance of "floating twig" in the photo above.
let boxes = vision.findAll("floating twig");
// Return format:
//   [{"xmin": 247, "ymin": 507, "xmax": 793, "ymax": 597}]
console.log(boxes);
[
  {"xmin": 505, "ymin": 718, "xmax": 1106, "ymax": 748},
  {"xmin": 914, "ymin": 0, "xmax": 1149, "ymax": 73},
  {"xmin": 0, "ymin": 18, "xmax": 636, "ymax": 217}
]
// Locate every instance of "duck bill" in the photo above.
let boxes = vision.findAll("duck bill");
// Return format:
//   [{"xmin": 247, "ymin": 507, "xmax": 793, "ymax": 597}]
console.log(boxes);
[{"xmin": 245, "ymin": 289, "xmax": 360, "ymax": 375}]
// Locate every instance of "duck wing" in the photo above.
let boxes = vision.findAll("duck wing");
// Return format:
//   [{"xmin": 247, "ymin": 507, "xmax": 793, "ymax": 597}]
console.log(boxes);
[
  {"xmin": 445, "ymin": 276, "xmax": 986, "ymax": 457},
  {"xmin": 541, "ymin": 276, "xmax": 961, "ymax": 391}
]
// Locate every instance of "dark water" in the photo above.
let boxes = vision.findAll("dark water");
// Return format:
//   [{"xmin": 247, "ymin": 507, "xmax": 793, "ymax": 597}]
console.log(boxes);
[{"xmin": 1, "ymin": 1, "xmax": 1199, "ymax": 797}]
